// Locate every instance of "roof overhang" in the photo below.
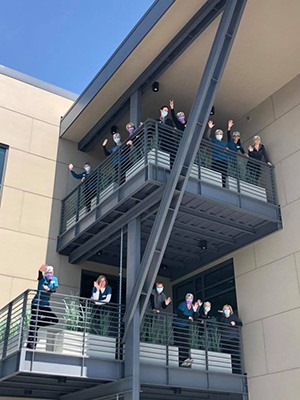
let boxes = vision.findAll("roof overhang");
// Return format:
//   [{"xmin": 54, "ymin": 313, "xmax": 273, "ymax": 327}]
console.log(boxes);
[{"xmin": 60, "ymin": 0, "xmax": 300, "ymax": 149}]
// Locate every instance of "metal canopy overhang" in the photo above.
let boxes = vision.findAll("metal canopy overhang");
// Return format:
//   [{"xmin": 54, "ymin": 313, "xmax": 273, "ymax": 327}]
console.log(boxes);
[
  {"xmin": 59, "ymin": 0, "xmax": 223, "ymax": 147},
  {"xmin": 57, "ymin": 167, "xmax": 281, "ymax": 280}
]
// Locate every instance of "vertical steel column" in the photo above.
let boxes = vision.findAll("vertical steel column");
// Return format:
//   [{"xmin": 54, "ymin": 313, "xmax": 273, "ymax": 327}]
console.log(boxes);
[
  {"xmin": 130, "ymin": 90, "xmax": 141, "ymax": 129},
  {"xmin": 124, "ymin": 0, "xmax": 247, "ymax": 338},
  {"xmin": 124, "ymin": 218, "xmax": 141, "ymax": 400}
]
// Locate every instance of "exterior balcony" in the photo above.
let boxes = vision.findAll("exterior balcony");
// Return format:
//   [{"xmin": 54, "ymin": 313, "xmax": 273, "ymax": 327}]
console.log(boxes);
[
  {"xmin": 0, "ymin": 291, "xmax": 247, "ymax": 399},
  {"xmin": 57, "ymin": 119, "xmax": 281, "ymax": 279}
]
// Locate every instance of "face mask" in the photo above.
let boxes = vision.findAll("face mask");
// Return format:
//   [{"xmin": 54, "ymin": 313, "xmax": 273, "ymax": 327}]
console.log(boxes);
[
  {"xmin": 216, "ymin": 135, "xmax": 223, "ymax": 141},
  {"xmin": 204, "ymin": 307, "xmax": 210, "ymax": 313},
  {"xmin": 178, "ymin": 117, "xmax": 185, "ymax": 123},
  {"xmin": 156, "ymin": 287, "xmax": 163, "ymax": 294},
  {"xmin": 161, "ymin": 111, "xmax": 168, "ymax": 118},
  {"xmin": 45, "ymin": 274, "xmax": 53, "ymax": 281},
  {"xmin": 128, "ymin": 127, "xmax": 135, "ymax": 135},
  {"xmin": 224, "ymin": 309, "xmax": 230, "ymax": 316},
  {"xmin": 114, "ymin": 137, "xmax": 121, "ymax": 144},
  {"xmin": 186, "ymin": 299, "xmax": 193, "ymax": 305},
  {"xmin": 84, "ymin": 166, "xmax": 91, "ymax": 172}
]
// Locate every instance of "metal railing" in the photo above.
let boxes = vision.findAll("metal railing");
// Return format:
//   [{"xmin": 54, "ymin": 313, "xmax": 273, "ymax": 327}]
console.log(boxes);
[
  {"xmin": 0, "ymin": 290, "xmax": 124, "ymax": 361},
  {"xmin": 0, "ymin": 292, "xmax": 244, "ymax": 375},
  {"xmin": 60, "ymin": 118, "xmax": 277, "ymax": 234},
  {"xmin": 140, "ymin": 310, "xmax": 244, "ymax": 374}
]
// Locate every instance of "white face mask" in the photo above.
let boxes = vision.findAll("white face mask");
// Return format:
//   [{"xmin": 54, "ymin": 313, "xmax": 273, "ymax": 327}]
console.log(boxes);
[{"xmin": 215, "ymin": 134, "xmax": 223, "ymax": 141}]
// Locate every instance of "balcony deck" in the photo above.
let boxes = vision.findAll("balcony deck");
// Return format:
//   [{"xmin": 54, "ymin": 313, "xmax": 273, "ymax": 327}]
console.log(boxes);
[
  {"xmin": 58, "ymin": 120, "xmax": 281, "ymax": 279},
  {"xmin": 0, "ymin": 291, "xmax": 246, "ymax": 399}
]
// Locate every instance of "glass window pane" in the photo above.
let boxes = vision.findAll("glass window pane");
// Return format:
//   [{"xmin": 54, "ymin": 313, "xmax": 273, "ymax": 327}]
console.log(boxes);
[{"xmin": 204, "ymin": 263, "xmax": 234, "ymax": 287}]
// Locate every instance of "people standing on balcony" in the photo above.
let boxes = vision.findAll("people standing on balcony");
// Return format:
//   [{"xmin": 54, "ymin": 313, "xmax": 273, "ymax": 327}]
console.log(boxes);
[
  {"xmin": 219, "ymin": 304, "xmax": 243, "ymax": 374},
  {"xmin": 68, "ymin": 162, "xmax": 96, "ymax": 212},
  {"xmin": 102, "ymin": 133, "xmax": 127, "ymax": 185},
  {"xmin": 157, "ymin": 105, "xmax": 173, "ymax": 127},
  {"xmin": 197, "ymin": 301, "xmax": 213, "ymax": 324},
  {"xmin": 173, "ymin": 294, "xmax": 202, "ymax": 367},
  {"xmin": 91, "ymin": 275, "xmax": 113, "ymax": 335},
  {"xmin": 226, "ymin": 119, "xmax": 247, "ymax": 179},
  {"xmin": 27, "ymin": 264, "xmax": 59, "ymax": 349},
  {"xmin": 149, "ymin": 282, "xmax": 172, "ymax": 313},
  {"xmin": 247, "ymin": 135, "xmax": 272, "ymax": 184},
  {"xmin": 206, "ymin": 120, "xmax": 228, "ymax": 188},
  {"xmin": 91, "ymin": 274, "xmax": 112, "ymax": 304},
  {"xmin": 169, "ymin": 100, "xmax": 187, "ymax": 131}
]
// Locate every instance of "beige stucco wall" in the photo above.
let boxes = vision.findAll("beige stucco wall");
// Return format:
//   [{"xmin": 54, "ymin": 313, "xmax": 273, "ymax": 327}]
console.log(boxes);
[
  {"xmin": 232, "ymin": 73, "xmax": 300, "ymax": 400},
  {"xmin": 0, "ymin": 72, "xmax": 119, "ymax": 307}
]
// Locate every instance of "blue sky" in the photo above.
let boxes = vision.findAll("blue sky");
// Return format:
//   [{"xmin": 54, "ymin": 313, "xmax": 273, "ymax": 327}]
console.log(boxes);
[{"xmin": 0, "ymin": 0, "xmax": 153, "ymax": 94}]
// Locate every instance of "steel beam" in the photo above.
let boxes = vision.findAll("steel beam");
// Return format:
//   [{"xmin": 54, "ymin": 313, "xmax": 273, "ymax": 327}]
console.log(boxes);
[
  {"xmin": 178, "ymin": 205, "xmax": 256, "ymax": 234},
  {"xmin": 60, "ymin": 378, "xmax": 133, "ymax": 400},
  {"xmin": 123, "ymin": 0, "xmax": 247, "ymax": 340},
  {"xmin": 130, "ymin": 90, "xmax": 141, "ymax": 129},
  {"xmin": 68, "ymin": 187, "xmax": 163, "ymax": 263},
  {"xmin": 124, "ymin": 218, "xmax": 141, "ymax": 400}
]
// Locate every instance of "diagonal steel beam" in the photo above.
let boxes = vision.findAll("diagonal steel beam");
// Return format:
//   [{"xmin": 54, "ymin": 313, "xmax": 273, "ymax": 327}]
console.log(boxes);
[
  {"xmin": 123, "ymin": 0, "xmax": 247, "ymax": 340},
  {"xmin": 68, "ymin": 186, "xmax": 164, "ymax": 263}
]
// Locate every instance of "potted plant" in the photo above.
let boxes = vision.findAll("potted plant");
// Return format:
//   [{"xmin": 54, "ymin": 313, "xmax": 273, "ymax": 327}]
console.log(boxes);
[
  {"xmin": 189, "ymin": 322, "xmax": 206, "ymax": 370},
  {"xmin": 206, "ymin": 324, "xmax": 232, "ymax": 373},
  {"xmin": 85, "ymin": 304, "xmax": 117, "ymax": 360},
  {"xmin": 54, "ymin": 297, "xmax": 86, "ymax": 355},
  {"xmin": 140, "ymin": 313, "xmax": 178, "ymax": 367}
]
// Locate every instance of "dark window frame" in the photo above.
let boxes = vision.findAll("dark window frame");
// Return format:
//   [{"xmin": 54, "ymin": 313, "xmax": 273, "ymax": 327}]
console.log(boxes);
[
  {"xmin": 172, "ymin": 259, "xmax": 237, "ymax": 318},
  {"xmin": 0, "ymin": 143, "xmax": 9, "ymax": 203}
]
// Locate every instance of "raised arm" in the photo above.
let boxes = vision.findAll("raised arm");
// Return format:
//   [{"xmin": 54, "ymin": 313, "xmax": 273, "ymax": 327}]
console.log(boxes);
[
  {"xmin": 227, "ymin": 119, "xmax": 234, "ymax": 142},
  {"xmin": 205, "ymin": 120, "xmax": 215, "ymax": 139},
  {"xmin": 102, "ymin": 139, "xmax": 111, "ymax": 157}
]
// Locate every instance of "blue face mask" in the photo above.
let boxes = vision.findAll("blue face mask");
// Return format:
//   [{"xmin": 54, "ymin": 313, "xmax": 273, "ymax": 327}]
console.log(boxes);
[
  {"xmin": 204, "ymin": 307, "xmax": 210, "ymax": 313},
  {"xmin": 224, "ymin": 309, "xmax": 230, "ymax": 316},
  {"xmin": 156, "ymin": 287, "xmax": 163, "ymax": 294},
  {"xmin": 114, "ymin": 137, "xmax": 121, "ymax": 144},
  {"xmin": 84, "ymin": 166, "xmax": 91, "ymax": 172},
  {"xmin": 161, "ymin": 111, "xmax": 168, "ymax": 118},
  {"xmin": 216, "ymin": 134, "xmax": 223, "ymax": 141}
]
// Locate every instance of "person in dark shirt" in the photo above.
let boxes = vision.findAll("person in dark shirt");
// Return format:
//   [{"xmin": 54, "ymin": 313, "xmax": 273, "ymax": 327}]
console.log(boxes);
[
  {"xmin": 149, "ymin": 282, "xmax": 172, "ymax": 313},
  {"xmin": 219, "ymin": 304, "xmax": 243, "ymax": 374},
  {"xmin": 68, "ymin": 162, "xmax": 96, "ymax": 212},
  {"xmin": 102, "ymin": 133, "xmax": 128, "ymax": 185},
  {"xmin": 157, "ymin": 105, "xmax": 173, "ymax": 127},
  {"xmin": 247, "ymin": 135, "xmax": 272, "ymax": 184},
  {"xmin": 173, "ymin": 293, "xmax": 202, "ymax": 367},
  {"xmin": 197, "ymin": 301, "xmax": 213, "ymax": 324},
  {"xmin": 27, "ymin": 264, "xmax": 59, "ymax": 349},
  {"xmin": 226, "ymin": 119, "xmax": 247, "ymax": 179},
  {"xmin": 169, "ymin": 100, "xmax": 187, "ymax": 131},
  {"xmin": 206, "ymin": 120, "xmax": 228, "ymax": 187}
]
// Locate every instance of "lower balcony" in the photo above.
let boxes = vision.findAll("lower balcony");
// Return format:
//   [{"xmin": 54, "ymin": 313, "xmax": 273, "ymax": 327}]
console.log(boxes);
[{"xmin": 0, "ymin": 291, "xmax": 247, "ymax": 399}]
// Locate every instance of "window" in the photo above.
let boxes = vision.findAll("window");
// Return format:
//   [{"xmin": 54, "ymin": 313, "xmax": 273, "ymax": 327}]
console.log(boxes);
[
  {"xmin": 173, "ymin": 259, "xmax": 237, "ymax": 318},
  {"xmin": 0, "ymin": 144, "xmax": 8, "ymax": 199}
]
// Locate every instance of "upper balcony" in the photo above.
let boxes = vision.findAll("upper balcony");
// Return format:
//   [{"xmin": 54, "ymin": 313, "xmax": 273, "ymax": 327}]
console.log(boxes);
[
  {"xmin": 0, "ymin": 290, "xmax": 246, "ymax": 399},
  {"xmin": 57, "ymin": 119, "xmax": 281, "ymax": 279}
]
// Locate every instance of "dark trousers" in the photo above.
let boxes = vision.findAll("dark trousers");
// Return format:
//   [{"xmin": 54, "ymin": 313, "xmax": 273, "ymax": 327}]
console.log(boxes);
[
  {"xmin": 211, "ymin": 160, "xmax": 228, "ymax": 188},
  {"xmin": 27, "ymin": 304, "xmax": 58, "ymax": 348},
  {"xmin": 173, "ymin": 325, "xmax": 190, "ymax": 366}
]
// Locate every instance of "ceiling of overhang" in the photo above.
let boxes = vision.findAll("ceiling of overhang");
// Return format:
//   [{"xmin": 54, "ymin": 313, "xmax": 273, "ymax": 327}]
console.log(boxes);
[
  {"xmin": 64, "ymin": 0, "xmax": 300, "ymax": 146},
  {"xmin": 115, "ymin": 0, "xmax": 300, "ymax": 140}
]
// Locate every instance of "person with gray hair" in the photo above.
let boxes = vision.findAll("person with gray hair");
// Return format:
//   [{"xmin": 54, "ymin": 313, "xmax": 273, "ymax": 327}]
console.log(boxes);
[
  {"xmin": 27, "ymin": 264, "xmax": 59, "ymax": 349},
  {"xmin": 247, "ymin": 134, "xmax": 272, "ymax": 184},
  {"xmin": 173, "ymin": 293, "xmax": 202, "ymax": 367}
]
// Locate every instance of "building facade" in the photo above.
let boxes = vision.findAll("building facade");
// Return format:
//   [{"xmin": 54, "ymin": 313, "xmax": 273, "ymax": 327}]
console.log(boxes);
[{"xmin": 0, "ymin": 1, "xmax": 299, "ymax": 399}]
